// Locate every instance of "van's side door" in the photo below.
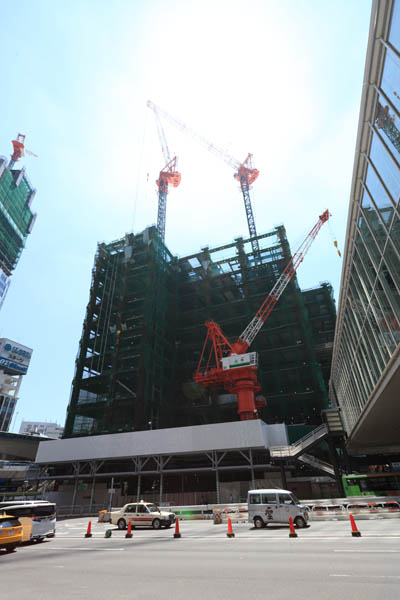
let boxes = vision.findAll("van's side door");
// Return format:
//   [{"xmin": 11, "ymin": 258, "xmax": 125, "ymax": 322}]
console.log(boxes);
[
  {"xmin": 261, "ymin": 492, "xmax": 280, "ymax": 523},
  {"xmin": 278, "ymin": 493, "xmax": 296, "ymax": 523}
]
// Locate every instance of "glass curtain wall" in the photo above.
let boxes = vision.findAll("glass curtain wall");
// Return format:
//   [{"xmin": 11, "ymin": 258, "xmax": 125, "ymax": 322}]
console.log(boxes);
[{"xmin": 332, "ymin": 1, "xmax": 400, "ymax": 434}]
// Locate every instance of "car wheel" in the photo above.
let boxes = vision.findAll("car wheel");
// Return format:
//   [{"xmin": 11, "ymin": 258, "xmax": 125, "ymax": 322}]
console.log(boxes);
[
  {"xmin": 254, "ymin": 517, "xmax": 264, "ymax": 529},
  {"xmin": 5, "ymin": 545, "xmax": 17, "ymax": 553},
  {"xmin": 294, "ymin": 516, "xmax": 306, "ymax": 529},
  {"xmin": 152, "ymin": 518, "xmax": 161, "ymax": 530},
  {"xmin": 117, "ymin": 519, "xmax": 127, "ymax": 530}
]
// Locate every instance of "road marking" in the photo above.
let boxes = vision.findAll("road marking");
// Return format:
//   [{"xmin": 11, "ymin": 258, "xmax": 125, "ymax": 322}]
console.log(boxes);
[
  {"xmin": 334, "ymin": 549, "xmax": 400, "ymax": 553},
  {"xmin": 47, "ymin": 535, "xmax": 400, "ymax": 541},
  {"xmin": 330, "ymin": 574, "xmax": 400, "ymax": 579},
  {"xmin": 48, "ymin": 547, "xmax": 126, "ymax": 551}
]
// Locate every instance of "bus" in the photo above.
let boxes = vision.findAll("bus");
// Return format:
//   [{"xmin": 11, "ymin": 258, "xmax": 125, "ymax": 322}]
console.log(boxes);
[
  {"xmin": 342, "ymin": 473, "xmax": 400, "ymax": 497},
  {"xmin": 0, "ymin": 501, "xmax": 56, "ymax": 542}
]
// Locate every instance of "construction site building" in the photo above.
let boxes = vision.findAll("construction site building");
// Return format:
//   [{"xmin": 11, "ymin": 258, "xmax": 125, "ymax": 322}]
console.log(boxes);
[
  {"xmin": 0, "ymin": 156, "xmax": 36, "ymax": 308},
  {"xmin": 64, "ymin": 225, "xmax": 336, "ymax": 438}
]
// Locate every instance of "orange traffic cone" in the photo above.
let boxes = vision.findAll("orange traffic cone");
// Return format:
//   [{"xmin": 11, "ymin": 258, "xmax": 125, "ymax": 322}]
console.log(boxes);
[
  {"xmin": 85, "ymin": 520, "xmax": 92, "ymax": 538},
  {"xmin": 126, "ymin": 519, "xmax": 133, "ymax": 538},
  {"xmin": 174, "ymin": 518, "xmax": 181, "ymax": 539},
  {"xmin": 289, "ymin": 516, "xmax": 298, "ymax": 538},
  {"xmin": 227, "ymin": 517, "xmax": 235, "ymax": 538},
  {"xmin": 349, "ymin": 513, "xmax": 361, "ymax": 537}
]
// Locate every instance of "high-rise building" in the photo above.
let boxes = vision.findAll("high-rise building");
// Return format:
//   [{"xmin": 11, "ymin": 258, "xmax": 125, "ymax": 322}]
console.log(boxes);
[
  {"xmin": 330, "ymin": 0, "xmax": 400, "ymax": 454},
  {"xmin": 0, "ymin": 153, "xmax": 37, "ymax": 308},
  {"xmin": 64, "ymin": 225, "xmax": 336, "ymax": 438}
]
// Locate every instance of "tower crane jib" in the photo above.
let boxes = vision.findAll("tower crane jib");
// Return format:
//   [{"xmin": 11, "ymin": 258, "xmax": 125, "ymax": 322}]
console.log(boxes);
[{"xmin": 146, "ymin": 101, "xmax": 261, "ymax": 260}]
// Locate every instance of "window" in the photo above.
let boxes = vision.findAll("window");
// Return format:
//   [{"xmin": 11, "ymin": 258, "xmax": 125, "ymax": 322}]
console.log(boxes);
[
  {"xmin": 136, "ymin": 505, "xmax": 147, "ymax": 513},
  {"xmin": 279, "ymin": 494, "xmax": 294, "ymax": 505},
  {"xmin": 0, "ymin": 518, "xmax": 20, "ymax": 528},
  {"xmin": 125, "ymin": 505, "xmax": 136, "ymax": 513},
  {"xmin": 249, "ymin": 494, "xmax": 261, "ymax": 504},
  {"xmin": 34, "ymin": 505, "xmax": 56, "ymax": 518},
  {"xmin": 261, "ymin": 493, "xmax": 277, "ymax": 504}
]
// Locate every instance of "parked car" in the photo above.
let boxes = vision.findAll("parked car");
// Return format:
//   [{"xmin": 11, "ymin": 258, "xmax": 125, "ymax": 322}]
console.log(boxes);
[
  {"xmin": 0, "ymin": 514, "xmax": 23, "ymax": 553},
  {"xmin": 110, "ymin": 501, "xmax": 176, "ymax": 530},
  {"xmin": 248, "ymin": 489, "xmax": 309, "ymax": 529}
]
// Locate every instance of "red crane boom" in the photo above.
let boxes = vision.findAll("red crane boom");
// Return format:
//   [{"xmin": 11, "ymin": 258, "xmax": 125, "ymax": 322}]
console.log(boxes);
[{"xmin": 194, "ymin": 210, "xmax": 330, "ymax": 421}]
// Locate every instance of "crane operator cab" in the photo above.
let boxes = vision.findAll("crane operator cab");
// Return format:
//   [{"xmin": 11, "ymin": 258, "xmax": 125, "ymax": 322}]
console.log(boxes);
[{"xmin": 248, "ymin": 489, "xmax": 309, "ymax": 529}]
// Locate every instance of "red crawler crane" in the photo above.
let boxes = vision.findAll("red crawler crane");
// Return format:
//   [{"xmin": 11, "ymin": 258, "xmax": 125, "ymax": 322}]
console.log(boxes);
[{"xmin": 194, "ymin": 210, "xmax": 330, "ymax": 421}]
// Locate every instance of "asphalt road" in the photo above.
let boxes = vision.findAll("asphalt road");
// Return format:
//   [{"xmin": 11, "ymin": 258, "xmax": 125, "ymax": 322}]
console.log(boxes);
[{"xmin": 1, "ymin": 518, "xmax": 400, "ymax": 600}]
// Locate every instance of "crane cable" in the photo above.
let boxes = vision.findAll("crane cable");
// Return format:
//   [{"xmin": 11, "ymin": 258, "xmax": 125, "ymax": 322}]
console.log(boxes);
[{"xmin": 327, "ymin": 214, "xmax": 342, "ymax": 258}]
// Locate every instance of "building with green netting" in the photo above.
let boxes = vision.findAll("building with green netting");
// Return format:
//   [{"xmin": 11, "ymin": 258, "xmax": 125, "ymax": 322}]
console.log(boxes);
[
  {"xmin": 64, "ymin": 224, "xmax": 336, "ymax": 438},
  {"xmin": 0, "ymin": 156, "xmax": 37, "ymax": 307}
]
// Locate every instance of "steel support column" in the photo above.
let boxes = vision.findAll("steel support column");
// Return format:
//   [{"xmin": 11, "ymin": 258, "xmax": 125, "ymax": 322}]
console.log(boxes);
[
  {"xmin": 280, "ymin": 463, "xmax": 287, "ymax": 489},
  {"xmin": 216, "ymin": 470, "xmax": 220, "ymax": 504}
]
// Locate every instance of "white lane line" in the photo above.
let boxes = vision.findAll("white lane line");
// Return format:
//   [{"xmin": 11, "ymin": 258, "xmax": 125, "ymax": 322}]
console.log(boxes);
[
  {"xmin": 330, "ymin": 574, "xmax": 400, "ymax": 579},
  {"xmin": 56, "ymin": 534, "xmax": 400, "ymax": 540},
  {"xmin": 47, "ymin": 547, "xmax": 125, "ymax": 551},
  {"xmin": 334, "ymin": 549, "xmax": 400, "ymax": 553}
]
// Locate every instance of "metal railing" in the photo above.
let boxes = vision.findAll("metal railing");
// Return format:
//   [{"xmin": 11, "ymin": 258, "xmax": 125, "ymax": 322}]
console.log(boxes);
[
  {"xmin": 57, "ymin": 504, "xmax": 108, "ymax": 518},
  {"xmin": 269, "ymin": 424, "xmax": 328, "ymax": 458},
  {"xmin": 297, "ymin": 453, "xmax": 335, "ymax": 476}
]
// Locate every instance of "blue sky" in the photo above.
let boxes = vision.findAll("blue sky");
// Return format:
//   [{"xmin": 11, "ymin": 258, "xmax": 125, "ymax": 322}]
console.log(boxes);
[{"xmin": 0, "ymin": 0, "xmax": 371, "ymax": 431}]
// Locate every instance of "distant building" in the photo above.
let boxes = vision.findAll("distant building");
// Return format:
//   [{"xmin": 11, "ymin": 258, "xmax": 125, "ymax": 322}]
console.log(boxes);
[
  {"xmin": 0, "ymin": 339, "xmax": 33, "ymax": 432},
  {"xmin": 330, "ymin": 0, "xmax": 400, "ymax": 454},
  {"xmin": 19, "ymin": 421, "xmax": 63, "ymax": 439},
  {"xmin": 0, "ymin": 147, "xmax": 37, "ymax": 310}
]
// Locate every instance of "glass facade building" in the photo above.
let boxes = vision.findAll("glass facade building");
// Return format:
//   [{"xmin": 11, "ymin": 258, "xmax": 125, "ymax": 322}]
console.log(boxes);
[{"xmin": 331, "ymin": 0, "xmax": 400, "ymax": 453}]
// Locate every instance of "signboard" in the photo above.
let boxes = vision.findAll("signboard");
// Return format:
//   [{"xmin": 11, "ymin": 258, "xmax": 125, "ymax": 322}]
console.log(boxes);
[
  {"xmin": 221, "ymin": 352, "xmax": 258, "ymax": 371},
  {"xmin": 0, "ymin": 268, "xmax": 10, "ymax": 310},
  {"xmin": 0, "ymin": 338, "xmax": 33, "ymax": 375}
]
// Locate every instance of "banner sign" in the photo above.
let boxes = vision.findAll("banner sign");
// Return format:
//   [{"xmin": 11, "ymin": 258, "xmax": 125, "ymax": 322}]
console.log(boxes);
[{"xmin": 0, "ymin": 338, "xmax": 33, "ymax": 375}]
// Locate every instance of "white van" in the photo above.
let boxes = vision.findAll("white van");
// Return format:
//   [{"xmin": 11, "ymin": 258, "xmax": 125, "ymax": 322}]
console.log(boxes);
[{"xmin": 248, "ymin": 489, "xmax": 309, "ymax": 529}]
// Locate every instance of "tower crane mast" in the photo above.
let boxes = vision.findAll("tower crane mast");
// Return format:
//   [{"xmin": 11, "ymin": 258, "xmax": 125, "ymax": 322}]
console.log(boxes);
[
  {"xmin": 194, "ymin": 210, "xmax": 330, "ymax": 421},
  {"xmin": 147, "ymin": 101, "xmax": 261, "ymax": 260},
  {"xmin": 147, "ymin": 102, "xmax": 181, "ymax": 243}
]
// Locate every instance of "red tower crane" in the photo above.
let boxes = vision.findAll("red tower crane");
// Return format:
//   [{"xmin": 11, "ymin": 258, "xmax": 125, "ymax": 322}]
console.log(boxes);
[
  {"xmin": 194, "ymin": 210, "xmax": 330, "ymax": 421},
  {"xmin": 147, "ymin": 101, "xmax": 181, "ymax": 243},
  {"xmin": 146, "ymin": 101, "xmax": 261, "ymax": 260},
  {"xmin": 9, "ymin": 134, "xmax": 38, "ymax": 169}
]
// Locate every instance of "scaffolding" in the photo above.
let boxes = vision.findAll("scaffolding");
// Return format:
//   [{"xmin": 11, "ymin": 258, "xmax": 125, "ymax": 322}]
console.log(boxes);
[
  {"xmin": 0, "ymin": 158, "xmax": 36, "ymax": 276},
  {"xmin": 64, "ymin": 227, "xmax": 177, "ymax": 437},
  {"xmin": 64, "ymin": 225, "xmax": 336, "ymax": 437},
  {"xmin": 172, "ymin": 227, "xmax": 335, "ymax": 427}
]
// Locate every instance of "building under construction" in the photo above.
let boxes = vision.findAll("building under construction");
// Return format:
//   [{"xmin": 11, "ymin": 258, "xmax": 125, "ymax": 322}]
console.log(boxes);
[
  {"xmin": 0, "ymin": 153, "xmax": 36, "ymax": 309},
  {"xmin": 64, "ymin": 224, "xmax": 336, "ymax": 438}
]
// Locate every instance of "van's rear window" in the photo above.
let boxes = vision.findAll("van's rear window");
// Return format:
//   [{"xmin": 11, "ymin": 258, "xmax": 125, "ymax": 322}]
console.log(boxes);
[{"xmin": 34, "ymin": 505, "xmax": 56, "ymax": 517}]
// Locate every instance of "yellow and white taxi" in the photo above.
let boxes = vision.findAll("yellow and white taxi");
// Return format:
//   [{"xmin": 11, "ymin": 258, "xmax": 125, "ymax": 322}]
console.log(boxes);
[
  {"xmin": 110, "ymin": 501, "xmax": 176, "ymax": 530},
  {"xmin": 0, "ymin": 514, "xmax": 23, "ymax": 553}
]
